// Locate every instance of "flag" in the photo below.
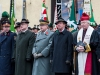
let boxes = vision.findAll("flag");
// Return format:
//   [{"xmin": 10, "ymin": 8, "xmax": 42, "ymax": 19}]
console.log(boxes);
[
  {"xmin": 54, "ymin": 6, "xmax": 58, "ymax": 24},
  {"xmin": 79, "ymin": 9, "xmax": 83, "ymax": 20},
  {"xmin": 56, "ymin": 2, "xmax": 61, "ymax": 19},
  {"xmin": 89, "ymin": 2, "xmax": 95, "ymax": 26},
  {"xmin": 67, "ymin": 0, "xmax": 77, "ymax": 33},
  {"xmin": 10, "ymin": 0, "xmax": 15, "ymax": 32},
  {"xmin": 53, "ymin": 5, "xmax": 58, "ymax": 31},
  {"xmin": 41, "ymin": 0, "xmax": 48, "ymax": 21}
]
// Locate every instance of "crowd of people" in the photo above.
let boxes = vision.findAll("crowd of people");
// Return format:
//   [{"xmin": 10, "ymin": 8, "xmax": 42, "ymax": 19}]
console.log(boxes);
[{"xmin": 0, "ymin": 12, "xmax": 100, "ymax": 75}]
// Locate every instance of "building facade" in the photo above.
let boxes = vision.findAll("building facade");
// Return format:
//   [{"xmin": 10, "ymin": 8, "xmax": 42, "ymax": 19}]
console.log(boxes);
[{"xmin": 0, "ymin": 0, "xmax": 100, "ymax": 27}]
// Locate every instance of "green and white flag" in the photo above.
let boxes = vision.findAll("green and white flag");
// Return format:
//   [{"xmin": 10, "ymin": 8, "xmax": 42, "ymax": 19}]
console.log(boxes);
[
  {"xmin": 10, "ymin": 0, "xmax": 15, "ymax": 32},
  {"xmin": 89, "ymin": 2, "xmax": 95, "ymax": 26},
  {"xmin": 67, "ymin": 0, "xmax": 77, "ymax": 33}
]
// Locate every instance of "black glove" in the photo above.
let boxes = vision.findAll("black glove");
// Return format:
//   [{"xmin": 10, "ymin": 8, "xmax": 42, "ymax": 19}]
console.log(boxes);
[
  {"xmin": 11, "ymin": 58, "xmax": 15, "ymax": 63},
  {"xmin": 66, "ymin": 60, "xmax": 71, "ymax": 65},
  {"xmin": 50, "ymin": 60, "xmax": 53, "ymax": 63},
  {"xmin": 26, "ymin": 58, "xmax": 32, "ymax": 62}
]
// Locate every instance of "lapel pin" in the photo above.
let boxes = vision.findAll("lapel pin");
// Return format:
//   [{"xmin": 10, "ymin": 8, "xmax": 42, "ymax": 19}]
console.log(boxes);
[{"xmin": 45, "ymin": 31, "xmax": 48, "ymax": 35}]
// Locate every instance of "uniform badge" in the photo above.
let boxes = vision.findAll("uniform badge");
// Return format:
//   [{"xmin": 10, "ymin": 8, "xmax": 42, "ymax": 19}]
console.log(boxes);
[
  {"xmin": 45, "ymin": 31, "xmax": 48, "ymax": 35},
  {"xmin": 85, "ymin": 35, "xmax": 90, "ymax": 39}
]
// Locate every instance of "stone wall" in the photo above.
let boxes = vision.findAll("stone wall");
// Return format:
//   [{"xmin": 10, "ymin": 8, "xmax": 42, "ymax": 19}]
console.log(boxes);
[
  {"xmin": 0, "ymin": 0, "xmax": 51, "ymax": 27},
  {"xmin": 91, "ymin": 0, "xmax": 100, "ymax": 24}
]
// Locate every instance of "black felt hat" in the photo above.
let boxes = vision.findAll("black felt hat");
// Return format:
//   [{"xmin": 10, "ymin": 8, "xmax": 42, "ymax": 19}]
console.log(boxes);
[
  {"xmin": 55, "ymin": 18, "xmax": 67, "ymax": 25},
  {"xmin": 15, "ymin": 22, "xmax": 21, "ymax": 28},
  {"xmin": 48, "ymin": 23, "xmax": 53, "ymax": 28},
  {"xmin": 21, "ymin": 19, "xmax": 29, "ymax": 24}
]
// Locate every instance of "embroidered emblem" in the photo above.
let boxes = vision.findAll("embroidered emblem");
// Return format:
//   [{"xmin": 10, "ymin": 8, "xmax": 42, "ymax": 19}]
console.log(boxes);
[
  {"xmin": 45, "ymin": 31, "xmax": 48, "ymax": 35},
  {"xmin": 85, "ymin": 35, "xmax": 90, "ymax": 39}
]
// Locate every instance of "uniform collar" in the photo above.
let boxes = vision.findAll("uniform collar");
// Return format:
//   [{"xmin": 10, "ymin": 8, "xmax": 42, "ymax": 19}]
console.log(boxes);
[
  {"xmin": 20, "ymin": 29, "xmax": 29, "ymax": 34},
  {"xmin": 1, "ymin": 31, "xmax": 10, "ymax": 36},
  {"xmin": 44, "ymin": 29, "xmax": 48, "ymax": 34},
  {"xmin": 59, "ymin": 28, "xmax": 65, "ymax": 32},
  {"xmin": 22, "ymin": 28, "xmax": 28, "ymax": 32}
]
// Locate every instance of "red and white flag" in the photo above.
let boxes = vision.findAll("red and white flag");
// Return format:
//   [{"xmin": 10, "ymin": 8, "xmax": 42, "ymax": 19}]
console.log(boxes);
[{"xmin": 41, "ymin": 0, "xmax": 48, "ymax": 21}]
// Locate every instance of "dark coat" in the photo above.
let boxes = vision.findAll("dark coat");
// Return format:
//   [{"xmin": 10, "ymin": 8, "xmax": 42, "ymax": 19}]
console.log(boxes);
[
  {"xmin": 95, "ymin": 27, "xmax": 100, "ymax": 75},
  {"xmin": 15, "ymin": 30, "xmax": 35, "ymax": 75},
  {"xmin": 50, "ymin": 29, "xmax": 73, "ymax": 73},
  {"xmin": 0, "ymin": 31, "xmax": 16, "ymax": 75},
  {"xmin": 96, "ymin": 26, "xmax": 100, "ymax": 59},
  {"xmin": 72, "ymin": 31, "xmax": 78, "ymax": 40}
]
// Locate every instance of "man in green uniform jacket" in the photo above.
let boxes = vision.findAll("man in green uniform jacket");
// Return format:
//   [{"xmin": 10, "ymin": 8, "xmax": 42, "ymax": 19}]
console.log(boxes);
[{"xmin": 15, "ymin": 19, "xmax": 35, "ymax": 75}]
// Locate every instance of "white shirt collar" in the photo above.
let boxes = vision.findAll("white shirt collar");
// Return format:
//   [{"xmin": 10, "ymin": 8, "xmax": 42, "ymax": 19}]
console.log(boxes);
[
  {"xmin": 59, "ymin": 28, "xmax": 65, "ymax": 32},
  {"xmin": 22, "ymin": 28, "xmax": 28, "ymax": 32}
]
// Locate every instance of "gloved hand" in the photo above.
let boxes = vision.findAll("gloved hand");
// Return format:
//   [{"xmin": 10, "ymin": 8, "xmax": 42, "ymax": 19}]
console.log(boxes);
[
  {"xmin": 98, "ymin": 59, "xmax": 100, "ymax": 62},
  {"xmin": 33, "ymin": 53, "xmax": 38, "ymax": 59},
  {"xmin": 33, "ymin": 53, "xmax": 43, "ymax": 59},
  {"xmin": 37, "ymin": 53, "xmax": 43, "ymax": 57},
  {"xmin": 50, "ymin": 60, "xmax": 53, "ymax": 63},
  {"xmin": 76, "ymin": 45, "xmax": 85, "ymax": 52},
  {"xmin": 11, "ymin": 58, "xmax": 15, "ymax": 63},
  {"xmin": 66, "ymin": 60, "xmax": 71, "ymax": 65},
  {"xmin": 26, "ymin": 58, "xmax": 31, "ymax": 62}
]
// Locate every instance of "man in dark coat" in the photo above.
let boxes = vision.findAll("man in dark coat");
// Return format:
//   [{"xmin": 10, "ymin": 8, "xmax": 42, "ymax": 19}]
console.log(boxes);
[
  {"xmin": 0, "ymin": 20, "xmax": 2, "ymax": 33},
  {"xmin": 50, "ymin": 18, "xmax": 73, "ymax": 75},
  {"xmin": 14, "ymin": 22, "xmax": 21, "ymax": 35},
  {"xmin": 72, "ymin": 20, "xmax": 81, "ymax": 39},
  {"xmin": 32, "ymin": 27, "xmax": 40, "ymax": 38},
  {"xmin": 48, "ymin": 23, "xmax": 53, "ymax": 31},
  {"xmin": 0, "ymin": 19, "xmax": 16, "ymax": 75},
  {"xmin": 95, "ymin": 25, "xmax": 100, "ymax": 75},
  {"xmin": 15, "ymin": 19, "xmax": 35, "ymax": 75}
]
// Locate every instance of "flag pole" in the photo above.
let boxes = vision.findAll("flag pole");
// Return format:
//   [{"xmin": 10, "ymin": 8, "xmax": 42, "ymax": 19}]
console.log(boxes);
[
  {"xmin": 75, "ymin": 0, "xmax": 78, "ymax": 21},
  {"xmin": 73, "ymin": 0, "xmax": 77, "ymax": 74},
  {"xmin": 10, "ymin": 0, "xmax": 12, "ymax": 21},
  {"xmin": 51, "ymin": 0, "xmax": 56, "ymax": 24},
  {"xmin": 22, "ymin": 0, "xmax": 26, "ymax": 19},
  {"xmin": 56, "ymin": 0, "xmax": 61, "ymax": 19}
]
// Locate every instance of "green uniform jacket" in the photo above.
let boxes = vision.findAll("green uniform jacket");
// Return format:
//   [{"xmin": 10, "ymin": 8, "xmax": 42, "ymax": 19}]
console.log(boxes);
[{"xmin": 15, "ymin": 30, "xmax": 35, "ymax": 75}]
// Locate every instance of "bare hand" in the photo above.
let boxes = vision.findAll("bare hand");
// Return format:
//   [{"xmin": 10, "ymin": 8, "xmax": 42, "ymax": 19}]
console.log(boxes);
[
  {"xmin": 98, "ymin": 59, "xmax": 100, "ymax": 62},
  {"xmin": 76, "ymin": 45, "xmax": 85, "ymax": 52},
  {"xmin": 33, "ymin": 53, "xmax": 38, "ymax": 59},
  {"xmin": 33, "ymin": 53, "xmax": 43, "ymax": 59}
]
